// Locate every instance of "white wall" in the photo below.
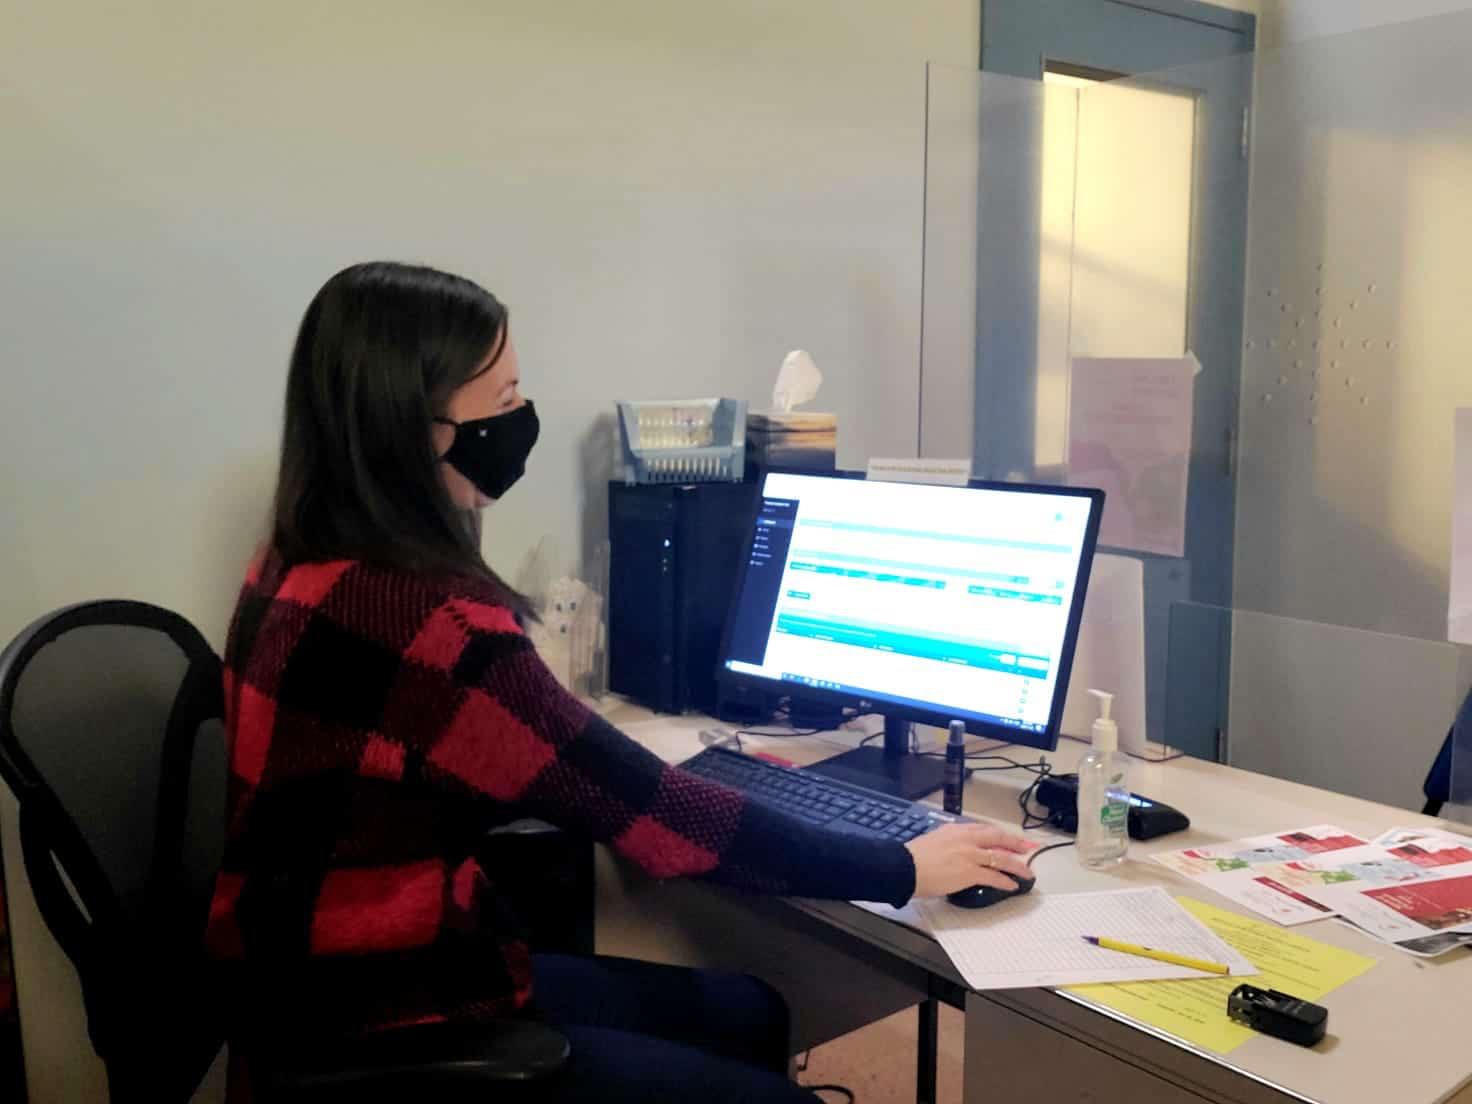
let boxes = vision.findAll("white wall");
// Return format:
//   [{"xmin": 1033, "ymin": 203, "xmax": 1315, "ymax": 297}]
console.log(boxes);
[
  {"xmin": 0, "ymin": 2, "xmax": 981, "ymax": 1099},
  {"xmin": 1263, "ymin": 0, "xmax": 1472, "ymax": 44}
]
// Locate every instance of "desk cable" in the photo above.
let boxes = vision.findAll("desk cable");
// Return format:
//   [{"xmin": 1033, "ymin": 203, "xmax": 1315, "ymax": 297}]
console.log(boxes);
[
  {"xmin": 804, "ymin": 1085, "xmax": 856, "ymax": 1103},
  {"xmin": 910, "ymin": 749, "xmax": 1079, "ymax": 861},
  {"xmin": 1026, "ymin": 838, "xmax": 1076, "ymax": 866},
  {"xmin": 913, "ymin": 747, "xmax": 1058, "ymax": 831},
  {"xmin": 726, "ymin": 706, "xmax": 872, "ymax": 747},
  {"xmin": 729, "ymin": 725, "xmax": 821, "ymax": 744},
  {"xmin": 786, "ymin": 751, "xmax": 1067, "ymax": 1103},
  {"xmin": 794, "ymin": 1050, "xmax": 856, "ymax": 1103},
  {"xmin": 791, "ymin": 828, "xmax": 1072, "ymax": 1104}
]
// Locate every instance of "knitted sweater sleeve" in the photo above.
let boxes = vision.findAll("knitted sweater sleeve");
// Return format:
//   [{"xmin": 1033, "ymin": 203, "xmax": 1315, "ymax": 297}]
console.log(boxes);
[{"xmin": 425, "ymin": 598, "xmax": 916, "ymax": 908}]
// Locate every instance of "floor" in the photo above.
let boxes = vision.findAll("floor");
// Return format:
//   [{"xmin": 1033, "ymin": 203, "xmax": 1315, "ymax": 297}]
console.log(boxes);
[{"xmin": 797, "ymin": 1003, "xmax": 966, "ymax": 1104}]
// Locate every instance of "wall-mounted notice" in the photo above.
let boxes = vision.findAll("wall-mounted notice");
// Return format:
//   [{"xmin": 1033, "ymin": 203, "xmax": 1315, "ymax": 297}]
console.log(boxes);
[{"xmin": 1067, "ymin": 357, "xmax": 1195, "ymax": 558}]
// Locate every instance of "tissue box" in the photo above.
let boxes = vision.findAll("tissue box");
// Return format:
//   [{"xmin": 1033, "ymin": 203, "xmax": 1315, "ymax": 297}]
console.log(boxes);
[{"xmin": 746, "ymin": 412, "xmax": 837, "ymax": 472}]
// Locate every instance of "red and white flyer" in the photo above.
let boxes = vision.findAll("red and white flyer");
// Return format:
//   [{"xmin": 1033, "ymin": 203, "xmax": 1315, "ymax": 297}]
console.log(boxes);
[
  {"xmin": 1154, "ymin": 825, "xmax": 1472, "ymax": 956},
  {"xmin": 1314, "ymin": 828, "xmax": 1472, "ymax": 956},
  {"xmin": 1150, "ymin": 825, "xmax": 1368, "ymax": 926}
]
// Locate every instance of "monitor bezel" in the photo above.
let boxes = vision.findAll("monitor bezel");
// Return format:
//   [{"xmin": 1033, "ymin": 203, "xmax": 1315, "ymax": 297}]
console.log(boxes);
[{"xmin": 713, "ymin": 468, "xmax": 1105, "ymax": 750}]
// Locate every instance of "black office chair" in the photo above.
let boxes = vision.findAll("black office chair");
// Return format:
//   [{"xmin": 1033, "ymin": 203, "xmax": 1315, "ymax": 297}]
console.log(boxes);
[
  {"xmin": 1424, "ymin": 732, "xmax": 1453, "ymax": 818},
  {"xmin": 0, "ymin": 600, "xmax": 570, "ymax": 1103}
]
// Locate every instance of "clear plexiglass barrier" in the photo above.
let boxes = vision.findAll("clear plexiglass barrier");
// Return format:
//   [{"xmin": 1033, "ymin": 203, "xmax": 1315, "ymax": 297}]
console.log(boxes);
[
  {"xmin": 922, "ymin": 13, "xmax": 1472, "ymax": 814},
  {"xmin": 1166, "ymin": 604, "xmax": 1466, "ymax": 821},
  {"xmin": 920, "ymin": 63, "xmax": 1064, "ymax": 474}
]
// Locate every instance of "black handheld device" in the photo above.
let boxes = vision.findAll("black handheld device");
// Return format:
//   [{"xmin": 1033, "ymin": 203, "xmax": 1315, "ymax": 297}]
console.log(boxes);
[
  {"xmin": 1034, "ymin": 772, "xmax": 1190, "ymax": 840},
  {"xmin": 1227, "ymin": 985, "xmax": 1328, "ymax": 1047}
]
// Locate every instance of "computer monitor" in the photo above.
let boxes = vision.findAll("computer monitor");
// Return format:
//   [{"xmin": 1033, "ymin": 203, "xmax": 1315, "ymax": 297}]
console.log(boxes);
[{"xmin": 716, "ymin": 470, "xmax": 1103, "ymax": 800}]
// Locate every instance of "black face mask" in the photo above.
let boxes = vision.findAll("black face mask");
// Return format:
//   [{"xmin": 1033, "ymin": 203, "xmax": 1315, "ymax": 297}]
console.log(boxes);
[{"xmin": 436, "ymin": 401, "xmax": 540, "ymax": 500}]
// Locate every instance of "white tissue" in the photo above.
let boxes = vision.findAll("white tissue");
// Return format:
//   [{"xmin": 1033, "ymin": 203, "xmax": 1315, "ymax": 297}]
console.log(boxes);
[{"xmin": 772, "ymin": 350, "xmax": 822, "ymax": 413}]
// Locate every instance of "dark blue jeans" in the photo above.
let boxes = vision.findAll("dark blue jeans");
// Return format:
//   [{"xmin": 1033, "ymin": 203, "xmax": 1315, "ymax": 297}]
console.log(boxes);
[{"xmin": 516, "ymin": 953, "xmax": 820, "ymax": 1103}]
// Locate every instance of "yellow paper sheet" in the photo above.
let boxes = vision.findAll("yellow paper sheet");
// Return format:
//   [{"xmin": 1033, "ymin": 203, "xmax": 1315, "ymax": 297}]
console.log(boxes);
[{"xmin": 1065, "ymin": 897, "xmax": 1377, "ymax": 1055}]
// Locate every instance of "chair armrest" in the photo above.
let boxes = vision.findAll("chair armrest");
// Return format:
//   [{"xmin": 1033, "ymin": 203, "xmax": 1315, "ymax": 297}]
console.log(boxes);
[
  {"xmin": 480, "ymin": 820, "xmax": 596, "ymax": 956},
  {"xmin": 258, "ymin": 1019, "xmax": 571, "ymax": 1099}
]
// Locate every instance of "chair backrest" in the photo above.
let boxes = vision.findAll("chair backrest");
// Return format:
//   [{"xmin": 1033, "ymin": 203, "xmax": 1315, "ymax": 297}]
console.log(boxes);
[
  {"xmin": 1424, "ymin": 687, "xmax": 1472, "ymax": 816},
  {"xmin": 0, "ymin": 601, "xmax": 227, "ymax": 1103}
]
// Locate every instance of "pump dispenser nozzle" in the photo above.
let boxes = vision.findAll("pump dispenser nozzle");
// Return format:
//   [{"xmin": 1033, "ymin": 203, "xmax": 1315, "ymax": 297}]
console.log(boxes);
[{"xmin": 1087, "ymin": 689, "xmax": 1117, "ymax": 753}]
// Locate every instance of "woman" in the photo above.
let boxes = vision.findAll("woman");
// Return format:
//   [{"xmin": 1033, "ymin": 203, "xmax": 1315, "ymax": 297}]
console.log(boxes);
[{"xmin": 207, "ymin": 261, "xmax": 1036, "ymax": 1101}]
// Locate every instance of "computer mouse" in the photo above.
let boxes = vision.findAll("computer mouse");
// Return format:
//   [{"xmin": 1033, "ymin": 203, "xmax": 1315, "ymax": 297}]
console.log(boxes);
[{"xmin": 947, "ymin": 873, "xmax": 1036, "ymax": 909}]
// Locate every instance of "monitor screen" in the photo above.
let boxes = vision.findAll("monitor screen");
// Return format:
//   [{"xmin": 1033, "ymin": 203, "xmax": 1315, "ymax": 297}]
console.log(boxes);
[{"xmin": 718, "ymin": 471, "xmax": 1102, "ymax": 743}]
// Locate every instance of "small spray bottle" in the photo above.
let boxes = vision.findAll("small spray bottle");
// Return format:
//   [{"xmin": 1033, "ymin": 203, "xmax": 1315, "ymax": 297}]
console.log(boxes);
[
  {"xmin": 1077, "ymin": 689, "xmax": 1129, "ymax": 868},
  {"xmin": 944, "ymin": 720, "xmax": 967, "ymax": 815}
]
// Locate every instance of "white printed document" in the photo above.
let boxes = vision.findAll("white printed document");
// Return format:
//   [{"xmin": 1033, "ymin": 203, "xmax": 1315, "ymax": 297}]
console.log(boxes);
[{"xmin": 912, "ymin": 887, "xmax": 1257, "ymax": 990}]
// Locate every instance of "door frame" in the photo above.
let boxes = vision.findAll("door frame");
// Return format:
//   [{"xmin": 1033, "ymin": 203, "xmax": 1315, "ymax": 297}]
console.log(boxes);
[
  {"xmin": 974, "ymin": 0, "xmax": 1256, "ymax": 758},
  {"xmin": 981, "ymin": 0, "xmax": 1257, "ymax": 64}
]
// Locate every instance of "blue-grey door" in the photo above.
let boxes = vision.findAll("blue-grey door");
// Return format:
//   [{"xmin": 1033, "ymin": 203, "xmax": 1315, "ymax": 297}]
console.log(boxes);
[{"xmin": 978, "ymin": 0, "xmax": 1255, "ymax": 759}]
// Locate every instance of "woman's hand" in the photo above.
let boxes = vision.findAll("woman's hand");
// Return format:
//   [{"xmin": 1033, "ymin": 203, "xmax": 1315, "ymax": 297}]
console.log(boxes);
[{"xmin": 905, "ymin": 823, "xmax": 1037, "ymax": 898}]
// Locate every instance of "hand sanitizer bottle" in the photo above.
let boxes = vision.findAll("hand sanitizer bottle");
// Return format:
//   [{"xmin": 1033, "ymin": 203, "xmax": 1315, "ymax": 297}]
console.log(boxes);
[{"xmin": 1077, "ymin": 689, "xmax": 1129, "ymax": 868}]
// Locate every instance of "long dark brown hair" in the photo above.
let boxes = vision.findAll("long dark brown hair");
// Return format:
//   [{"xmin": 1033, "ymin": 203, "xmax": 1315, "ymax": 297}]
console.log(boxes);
[{"xmin": 271, "ymin": 261, "xmax": 528, "ymax": 614}]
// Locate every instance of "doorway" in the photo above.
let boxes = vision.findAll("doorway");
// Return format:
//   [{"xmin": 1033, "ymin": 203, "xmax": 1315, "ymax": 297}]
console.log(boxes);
[{"xmin": 978, "ymin": 0, "xmax": 1256, "ymax": 758}]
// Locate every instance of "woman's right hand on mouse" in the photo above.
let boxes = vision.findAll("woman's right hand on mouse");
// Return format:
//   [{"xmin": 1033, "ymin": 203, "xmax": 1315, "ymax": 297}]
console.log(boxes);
[{"xmin": 905, "ymin": 823, "xmax": 1037, "ymax": 898}]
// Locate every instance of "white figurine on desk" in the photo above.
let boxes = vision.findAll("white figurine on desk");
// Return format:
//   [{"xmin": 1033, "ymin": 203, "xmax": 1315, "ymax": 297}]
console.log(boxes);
[{"xmin": 528, "ymin": 576, "xmax": 605, "ymax": 700}]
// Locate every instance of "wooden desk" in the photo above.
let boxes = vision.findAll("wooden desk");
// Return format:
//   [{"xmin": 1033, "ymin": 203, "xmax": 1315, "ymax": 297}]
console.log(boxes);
[{"xmin": 595, "ymin": 703, "xmax": 1472, "ymax": 1104}]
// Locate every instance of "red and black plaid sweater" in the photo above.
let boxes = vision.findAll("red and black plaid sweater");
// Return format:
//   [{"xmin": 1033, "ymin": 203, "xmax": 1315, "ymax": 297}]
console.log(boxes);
[{"xmin": 206, "ymin": 554, "xmax": 915, "ymax": 1036}]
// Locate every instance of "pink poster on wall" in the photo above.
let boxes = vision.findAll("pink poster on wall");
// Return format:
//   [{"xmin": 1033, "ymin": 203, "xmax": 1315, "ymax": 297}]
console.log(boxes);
[{"xmin": 1067, "ymin": 357, "xmax": 1195, "ymax": 558}]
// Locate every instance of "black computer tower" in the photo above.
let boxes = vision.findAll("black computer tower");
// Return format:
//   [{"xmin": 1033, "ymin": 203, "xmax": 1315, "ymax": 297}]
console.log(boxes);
[{"xmin": 608, "ymin": 481, "xmax": 758, "ymax": 714}]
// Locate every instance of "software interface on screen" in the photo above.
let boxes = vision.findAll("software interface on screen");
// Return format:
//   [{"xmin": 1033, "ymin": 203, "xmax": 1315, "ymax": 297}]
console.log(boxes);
[{"xmin": 722, "ymin": 472, "xmax": 1096, "ymax": 736}]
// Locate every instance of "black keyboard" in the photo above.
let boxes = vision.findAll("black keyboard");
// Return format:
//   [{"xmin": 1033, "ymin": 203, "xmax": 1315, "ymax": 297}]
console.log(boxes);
[{"xmin": 680, "ymin": 745, "xmax": 965, "ymax": 844}]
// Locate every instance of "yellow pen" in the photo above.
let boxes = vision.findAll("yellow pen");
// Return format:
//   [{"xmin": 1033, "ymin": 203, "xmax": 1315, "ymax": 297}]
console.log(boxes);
[{"xmin": 1082, "ymin": 936, "xmax": 1231, "ymax": 975}]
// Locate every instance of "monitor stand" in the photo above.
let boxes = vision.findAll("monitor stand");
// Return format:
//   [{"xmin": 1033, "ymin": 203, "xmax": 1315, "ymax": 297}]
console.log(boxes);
[{"xmin": 804, "ymin": 716, "xmax": 948, "ymax": 802}]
